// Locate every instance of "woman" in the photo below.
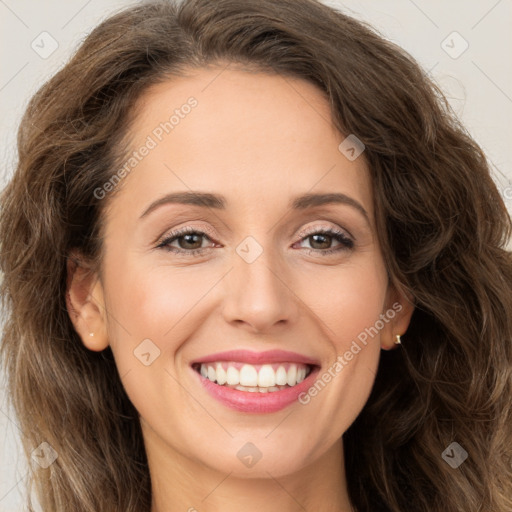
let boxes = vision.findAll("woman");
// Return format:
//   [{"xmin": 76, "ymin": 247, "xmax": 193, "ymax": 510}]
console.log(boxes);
[{"xmin": 1, "ymin": 0, "xmax": 511, "ymax": 510}]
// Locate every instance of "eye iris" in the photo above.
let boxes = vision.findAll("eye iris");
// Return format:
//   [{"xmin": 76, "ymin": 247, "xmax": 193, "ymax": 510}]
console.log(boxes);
[
  {"xmin": 310, "ymin": 233, "xmax": 331, "ymax": 250},
  {"xmin": 179, "ymin": 233, "xmax": 202, "ymax": 249}
]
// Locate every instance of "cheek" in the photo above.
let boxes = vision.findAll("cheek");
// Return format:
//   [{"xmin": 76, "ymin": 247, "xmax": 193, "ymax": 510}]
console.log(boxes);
[
  {"xmin": 100, "ymin": 253, "xmax": 225, "ymax": 378},
  {"xmin": 99, "ymin": 258, "xmax": 208, "ymax": 421},
  {"xmin": 292, "ymin": 260, "xmax": 387, "ymax": 437},
  {"xmin": 101, "ymin": 247, "xmax": 205, "ymax": 336},
  {"xmin": 303, "ymin": 260, "xmax": 388, "ymax": 344}
]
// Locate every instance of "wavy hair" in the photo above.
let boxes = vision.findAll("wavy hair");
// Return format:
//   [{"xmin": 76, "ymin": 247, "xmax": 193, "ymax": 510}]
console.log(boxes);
[{"xmin": 1, "ymin": 0, "xmax": 511, "ymax": 510}]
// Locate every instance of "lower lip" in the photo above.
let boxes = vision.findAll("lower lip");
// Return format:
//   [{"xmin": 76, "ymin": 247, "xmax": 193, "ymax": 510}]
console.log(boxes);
[{"xmin": 192, "ymin": 366, "xmax": 320, "ymax": 413}]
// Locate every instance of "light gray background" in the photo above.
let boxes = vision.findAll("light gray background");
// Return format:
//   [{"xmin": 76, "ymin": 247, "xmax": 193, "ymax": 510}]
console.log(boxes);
[{"xmin": 1, "ymin": 0, "xmax": 511, "ymax": 510}]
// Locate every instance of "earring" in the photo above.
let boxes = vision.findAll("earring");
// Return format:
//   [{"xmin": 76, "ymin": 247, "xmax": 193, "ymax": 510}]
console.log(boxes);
[
  {"xmin": 89, "ymin": 333, "xmax": 94, "ymax": 337},
  {"xmin": 394, "ymin": 334, "xmax": 401, "ymax": 345}
]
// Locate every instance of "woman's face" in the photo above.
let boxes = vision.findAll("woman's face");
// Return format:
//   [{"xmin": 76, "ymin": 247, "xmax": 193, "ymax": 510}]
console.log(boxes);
[{"xmin": 72, "ymin": 66, "xmax": 413, "ymax": 479}]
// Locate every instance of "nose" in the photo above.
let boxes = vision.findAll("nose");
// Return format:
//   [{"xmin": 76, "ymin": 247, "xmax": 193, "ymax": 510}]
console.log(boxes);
[{"xmin": 221, "ymin": 243, "xmax": 300, "ymax": 333}]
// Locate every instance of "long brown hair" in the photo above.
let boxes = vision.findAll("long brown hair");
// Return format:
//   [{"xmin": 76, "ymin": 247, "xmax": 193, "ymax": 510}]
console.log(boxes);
[{"xmin": 1, "ymin": 1, "xmax": 511, "ymax": 510}]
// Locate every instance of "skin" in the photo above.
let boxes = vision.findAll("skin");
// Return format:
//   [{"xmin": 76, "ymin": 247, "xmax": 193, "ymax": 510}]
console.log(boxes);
[{"xmin": 67, "ymin": 64, "xmax": 414, "ymax": 512}]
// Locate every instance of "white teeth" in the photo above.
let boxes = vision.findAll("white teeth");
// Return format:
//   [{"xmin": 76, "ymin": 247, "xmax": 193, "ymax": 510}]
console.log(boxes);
[
  {"xmin": 287, "ymin": 365, "xmax": 297, "ymax": 386},
  {"xmin": 275, "ymin": 365, "xmax": 288, "ymax": 385},
  {"xmin": 215, "ymin": 363, "xmax": 227, "ymax": 385},
  {"xmin": 226, "ymin": 366, "xmax": 239, "ymax": 385},
  {"xmin": 258, "ymin": 365, "xmax": 276, "ymax": 387},
  {"xmin": 198, "ymin": 362, "xmax": 312, "ymax": 390},
  {"xmin": 239, "ymin": 364, "xmax": 258, "ymax": 386}
]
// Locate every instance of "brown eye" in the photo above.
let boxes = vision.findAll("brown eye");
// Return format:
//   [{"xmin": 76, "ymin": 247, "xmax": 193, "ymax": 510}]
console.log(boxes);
[
  {"xmin": 308, "ymin": 233, "xmax": 334, "ymax": 250},
  {"xmin": 295, "ymin": 228, "xmax": 354, "ymax": 256},
  {"xmin": 156, "ymin": 228, "xmax": 217, "ymax": 256},
  {"xmin": 175, "ymin": 233, "xmax": 204, "ymax": 250}
]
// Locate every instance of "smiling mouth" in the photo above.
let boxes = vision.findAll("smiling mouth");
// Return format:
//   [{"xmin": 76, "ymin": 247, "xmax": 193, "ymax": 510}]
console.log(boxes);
[{"xmin": 192, "ymin": 361, "xmax": 314, "ymax": 393}]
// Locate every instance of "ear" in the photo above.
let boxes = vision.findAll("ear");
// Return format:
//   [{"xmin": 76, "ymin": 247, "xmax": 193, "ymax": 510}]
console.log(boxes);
[
  {"xmin": 66, "ymin": 251, "xmax": 109, "ymax": 351},
  {"xmin": 380, "ymin": 283, "xmax": 415, "ymax": 351}
]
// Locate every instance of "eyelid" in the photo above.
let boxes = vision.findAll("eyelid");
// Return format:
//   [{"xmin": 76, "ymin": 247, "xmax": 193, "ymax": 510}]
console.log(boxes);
[
  {"xmin": 155, "ymin": 223, "xmax": 219, "ymax": 246},
  {"xmin": 296, "ymin": 222, "xmax": 354, "ymax": 242}
]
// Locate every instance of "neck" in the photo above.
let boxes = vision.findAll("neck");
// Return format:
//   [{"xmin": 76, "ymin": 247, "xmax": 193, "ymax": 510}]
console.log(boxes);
[{"xmin": 145, "ymin": 428, "xmax": 353, "ymax": 512}]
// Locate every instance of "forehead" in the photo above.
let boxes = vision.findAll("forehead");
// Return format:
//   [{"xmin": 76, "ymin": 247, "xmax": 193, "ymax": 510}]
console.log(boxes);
[{"xmin": 106, "ymin": 66, "xmax": 372, "ymax": 221}]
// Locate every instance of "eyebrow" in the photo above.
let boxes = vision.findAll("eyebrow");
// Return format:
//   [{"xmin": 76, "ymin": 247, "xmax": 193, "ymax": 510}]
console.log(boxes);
[{"xmin": 140, "ymin": 191, "xmax": 370, "ymax": 224}]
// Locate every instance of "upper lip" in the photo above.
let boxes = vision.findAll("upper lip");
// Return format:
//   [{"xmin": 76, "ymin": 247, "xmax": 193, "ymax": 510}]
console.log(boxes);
[{"xmin": 190, "ymin": 349, "xmax": 320, "ymax": 366}]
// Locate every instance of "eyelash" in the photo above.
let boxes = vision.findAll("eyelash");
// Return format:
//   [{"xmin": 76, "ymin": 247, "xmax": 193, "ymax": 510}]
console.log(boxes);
[{"xmin": 156, "ymin": 226, "xmax": 354, "ymax": 258}]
